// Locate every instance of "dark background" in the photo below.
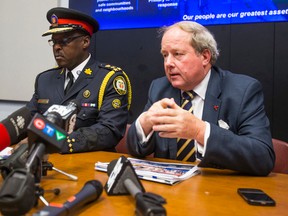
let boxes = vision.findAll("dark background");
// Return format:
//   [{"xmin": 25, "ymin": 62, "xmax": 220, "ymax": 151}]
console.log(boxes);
[{"xmin": 89, "ymin": 22, "xmax": 288, "ymax": 142}]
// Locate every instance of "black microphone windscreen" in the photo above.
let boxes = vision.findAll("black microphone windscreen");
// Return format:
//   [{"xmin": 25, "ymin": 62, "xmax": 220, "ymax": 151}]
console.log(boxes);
[
  {"xmin": 1, "ymin": 106, "xmax": 32, "ymax": 144},
  {"xmin": 67, "ymin": 99, "xmax": 81, "ymax": 113},
  {"xmin": 45, "ymin": 111, "xmax": 63, "ymax": 127},
  {"xmin": 105, "ymin": 156, "xmax": 145, "ymax": 196},
  {"xmin": 85, "ymin": 180, "xmax": 103, "ymax": 200}
]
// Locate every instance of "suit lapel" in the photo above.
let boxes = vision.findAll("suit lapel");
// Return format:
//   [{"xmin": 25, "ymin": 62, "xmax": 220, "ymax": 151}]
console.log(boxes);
[
  {"xmin": 172, "ymin": 87, "xmax": 182, "ymax": 106},
  {"xmin": 202, "ymin": 67, "xmax": 222, "ymax": 125}
]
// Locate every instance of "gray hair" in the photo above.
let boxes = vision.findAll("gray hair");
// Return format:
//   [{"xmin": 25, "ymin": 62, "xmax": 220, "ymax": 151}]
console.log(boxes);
[{"xmin": 160, "ymin": 21, "xmax": 220, "ymax": 65}]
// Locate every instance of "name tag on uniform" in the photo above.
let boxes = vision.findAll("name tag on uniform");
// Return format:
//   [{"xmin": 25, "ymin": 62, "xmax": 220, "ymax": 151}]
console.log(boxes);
[{"xmin": 37, "ymin": 99, "xmax": 49, "ymax": 104}]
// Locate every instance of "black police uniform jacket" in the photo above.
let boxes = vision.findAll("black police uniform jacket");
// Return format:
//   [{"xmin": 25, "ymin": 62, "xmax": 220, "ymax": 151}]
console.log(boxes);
[{"xmin": 26, "ymin": 57, "xmax": 131, "ymax": 153}]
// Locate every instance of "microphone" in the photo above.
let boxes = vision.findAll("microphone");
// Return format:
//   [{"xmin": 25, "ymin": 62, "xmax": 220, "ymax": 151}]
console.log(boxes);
[
  {"xmin": 0, "ymin": 143, "xmax": 29, "ymax": 179},
  {"xmin": 27, "ymin": 99, "xmax": 80, "ymax": 153},
  {"xmin": 105, "ymin": 156, "xmax": 167, "ymax": 216},
  {"xmin": 27, "ymin": 113, "xmax": 68, "ymax": 153},
  {"xmin": 0, "ymin": 101, "xmax": 81, "ymax": 216},
  {"xmin": 0, "ymin": 106, "xmax": 32, "ymax": 151},
  {"xmin": 33, "ymin": 180, "xmax": 103, "ymax": 216},
  {"xmin": 43, "ymin": 99, "xmax": 80, "ymax": 134},
  {"xmin": 105, "ymin": 156, "xmax": 145, "ymax": 196}
]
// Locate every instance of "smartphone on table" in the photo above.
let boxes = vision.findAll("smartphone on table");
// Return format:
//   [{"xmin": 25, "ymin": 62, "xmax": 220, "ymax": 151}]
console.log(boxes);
[{"xmin": 237, "ymin": 188, "xmax": 276, "ymax": 206}]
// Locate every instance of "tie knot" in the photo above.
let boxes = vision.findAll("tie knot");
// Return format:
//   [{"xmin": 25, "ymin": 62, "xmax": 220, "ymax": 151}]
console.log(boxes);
[{"xmin": 182, "ymin": 91, "xmax": 194, "ymax": 101}]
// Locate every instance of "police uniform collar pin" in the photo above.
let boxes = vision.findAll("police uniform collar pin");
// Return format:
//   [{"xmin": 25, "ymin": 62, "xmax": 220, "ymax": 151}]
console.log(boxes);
[{"xmin": 84, "ymin": 68, "xmax": 92, "ymax": 75}]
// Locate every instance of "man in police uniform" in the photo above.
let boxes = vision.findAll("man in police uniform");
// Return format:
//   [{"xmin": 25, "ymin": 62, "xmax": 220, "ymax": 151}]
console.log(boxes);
[{"xmin": 26, "ymin": 7, "xmax": 132, "ymax": 153}]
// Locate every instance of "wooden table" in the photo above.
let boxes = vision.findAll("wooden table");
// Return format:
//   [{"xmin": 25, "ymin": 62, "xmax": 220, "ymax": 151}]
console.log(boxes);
[{"xmin": 2, "ymin": 151, "xmax": 287, "ymax": 216}]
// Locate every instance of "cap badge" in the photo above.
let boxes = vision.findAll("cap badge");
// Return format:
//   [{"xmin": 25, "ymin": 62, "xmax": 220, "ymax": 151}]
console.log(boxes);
[
  {"xmin": 113, "ymin": 76, "xmax": 127, "ymax": 95},
  {"xmin": 84, "ymin": 68, "xmax": 92, "ymax": 75},
  {"xmin": 83, "ymin": 90, "xmax": 91, "ymax": 98},
  {"xmin": 51, "ymin": 14, "xmax": 59, "ymax": 27}
]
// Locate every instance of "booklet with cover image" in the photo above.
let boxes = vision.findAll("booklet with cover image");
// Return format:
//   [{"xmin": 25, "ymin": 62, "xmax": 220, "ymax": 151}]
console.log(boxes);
[{"xmin": 95, "ymin": 157, "xmax": 200, "ymax": 185}]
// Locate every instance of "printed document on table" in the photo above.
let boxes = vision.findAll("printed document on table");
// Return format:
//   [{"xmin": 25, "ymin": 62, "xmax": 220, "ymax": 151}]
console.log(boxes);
[{"xmin": 95, "ymin": 157, "xmax": 200, "ymax": 185}]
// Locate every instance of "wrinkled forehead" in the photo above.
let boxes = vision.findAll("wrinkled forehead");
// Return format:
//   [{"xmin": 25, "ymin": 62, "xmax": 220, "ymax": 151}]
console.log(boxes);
[{"xmin": 161, "ymin": 28, "xmax": 191, "ymax": 47}]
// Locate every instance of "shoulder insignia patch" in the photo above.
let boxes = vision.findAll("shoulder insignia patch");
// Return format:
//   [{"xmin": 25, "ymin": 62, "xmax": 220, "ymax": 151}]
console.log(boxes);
[
  {"xmin": 113, "ymin": 76, "xmax": 127, "ymax": 95},
  {"xmin": 112, "ymin": 99, "xmax": 121, "ymax": 109}
]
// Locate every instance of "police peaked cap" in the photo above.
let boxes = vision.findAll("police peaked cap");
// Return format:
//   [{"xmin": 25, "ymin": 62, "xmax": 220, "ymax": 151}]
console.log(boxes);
[{"xmin": 42, "ymin": 7, "xmax": 99, "ymax": 37}]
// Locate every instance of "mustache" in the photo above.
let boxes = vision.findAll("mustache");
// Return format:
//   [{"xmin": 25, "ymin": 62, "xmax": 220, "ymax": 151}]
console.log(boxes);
[
  {"xmin": 54, "ymin": 50, "xmax": 64, "ymax": 57},
  {"xmin": 54, "ymin": 53, "xmax": 65, "ymax": 59}
]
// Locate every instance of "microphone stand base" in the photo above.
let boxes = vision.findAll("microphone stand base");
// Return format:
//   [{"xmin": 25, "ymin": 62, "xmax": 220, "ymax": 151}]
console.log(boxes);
[{"xmin": 42, "ymin": 161, "xmax": 78, "ymax": 181}]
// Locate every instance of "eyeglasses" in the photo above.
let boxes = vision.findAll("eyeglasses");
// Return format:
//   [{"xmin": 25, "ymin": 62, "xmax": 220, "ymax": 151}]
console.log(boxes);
[{"xmin": 48, "ymin": 35, "xmax": 85, "ymax": 46}]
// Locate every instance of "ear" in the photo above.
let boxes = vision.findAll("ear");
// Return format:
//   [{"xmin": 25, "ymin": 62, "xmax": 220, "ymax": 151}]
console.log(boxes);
[
  {"xmin": 201, "ymin": 49, "xmax": 211, "ymax": 66},
  {"xmin": 82, "ymin": 36, "xmax": 91, "ymax": 49}
]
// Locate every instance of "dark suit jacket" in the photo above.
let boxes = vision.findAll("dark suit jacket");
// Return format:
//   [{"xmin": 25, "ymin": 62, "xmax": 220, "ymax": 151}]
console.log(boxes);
[
  {"xmin": 26, "ymin": 57, "xmax": 131, "ymax": 153},
  {"xmin": 127, "ymin": 66, "xmax": 275, "ymax": 176}
]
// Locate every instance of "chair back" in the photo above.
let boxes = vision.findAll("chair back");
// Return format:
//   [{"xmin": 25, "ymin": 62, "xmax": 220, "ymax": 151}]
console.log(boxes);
[
  {"xmin": 116, "ymin": 124, "xmax": 154, "ymax": 157},
  {"xmin": 272, "ymin": 138, "xmax": 288, "ymax": 174},
  {"xmin": 116, "ymin": 124, "xmax": 131, "ymax": 154}
]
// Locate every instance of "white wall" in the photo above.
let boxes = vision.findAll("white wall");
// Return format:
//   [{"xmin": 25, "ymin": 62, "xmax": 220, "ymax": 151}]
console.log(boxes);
[
  {"xmin": 0, "ymin": 0, "xmax": 68, "ymax": 101},
  {"xmin": 0, "ymin": 0, "xmax": 68, "ymax": 121},
  {"xmin": 0, "ymin": 102, "xmax": 26, "ymax": 121}
]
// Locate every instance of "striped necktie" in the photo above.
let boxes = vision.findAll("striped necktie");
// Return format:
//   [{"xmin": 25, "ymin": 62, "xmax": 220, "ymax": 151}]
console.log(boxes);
[
  {"xmin": 64, "ymin": 71, "xmax": 74, "ymax": 95},
  {"xmin": 176, "ymin": 91, "xmax": 196, "ymax": 162}
]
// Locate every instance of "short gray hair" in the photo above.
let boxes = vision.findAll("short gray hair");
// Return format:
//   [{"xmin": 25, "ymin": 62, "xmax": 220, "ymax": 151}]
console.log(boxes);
[{"xmin": 160, "ymin": 21, "xmax": 220, "ymax": 65}]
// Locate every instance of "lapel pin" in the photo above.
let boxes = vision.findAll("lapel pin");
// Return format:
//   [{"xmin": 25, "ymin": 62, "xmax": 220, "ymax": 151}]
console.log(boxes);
[{"xmin": 213, "ymin": 105, "xmax": 219, "ymax": 111}]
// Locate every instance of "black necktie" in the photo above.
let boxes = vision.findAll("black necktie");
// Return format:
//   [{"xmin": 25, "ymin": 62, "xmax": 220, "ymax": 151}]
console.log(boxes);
[
  {"xmin": 176, "ymin": 91, "xmax": 196, "ymax": 162},
  {"xmin": 64, "ymin": 71, "xmax": 74, "ymax": 95}
]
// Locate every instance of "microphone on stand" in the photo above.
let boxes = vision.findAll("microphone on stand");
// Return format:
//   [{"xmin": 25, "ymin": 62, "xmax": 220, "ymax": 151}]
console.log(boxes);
[
  {"xmin": 43, "ymin": 99, "xmax": 80, "ymax": 134},
  {"xmin": 0, "ymin": 106, "xmax": 32, "ymax": 151},
  {"xmin": 0, "ymin": 100, "xmax": 81, "ymax": 216},
  {"xmin": 33, "ymin": 180, "xmax": 103, "ymax": 216},
  {"xmin": 105, "ymin": 156, "xmax": 167, "ymax": 216},
  {"xmin": 0, "ymin": 143, "xmax": 29, "ymax": 179},
  {"xmin": 28, "ymin": 99, "xmax": 81, "ymax": 153},
  {"xmin": 27, "ymin": 100, "xmax": 81, "ymax": 180},
  {"xmin": 42, "ymin": 160, "xmax": 78, "ymax": 181}
]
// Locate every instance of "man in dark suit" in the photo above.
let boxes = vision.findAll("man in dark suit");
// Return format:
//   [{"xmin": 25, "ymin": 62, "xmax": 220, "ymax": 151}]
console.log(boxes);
[
  {"xmin": 26, "ymin": 7, "xmax": 132, "ymax": 153},
  {"xmin": 126, "ymin": 21, "xmax": 275, "ymax": 176}
]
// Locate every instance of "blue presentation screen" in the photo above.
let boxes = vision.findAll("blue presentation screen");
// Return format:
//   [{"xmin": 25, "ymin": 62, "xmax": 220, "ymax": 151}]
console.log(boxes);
[{"xmin": 69, "ymin": 0, "xmax": 288, "ymax": 30}]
